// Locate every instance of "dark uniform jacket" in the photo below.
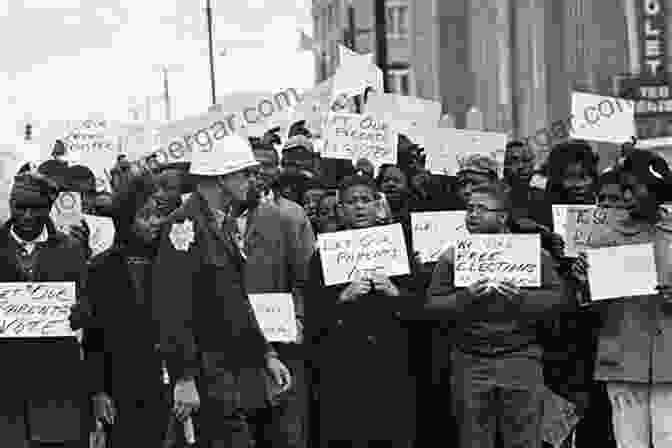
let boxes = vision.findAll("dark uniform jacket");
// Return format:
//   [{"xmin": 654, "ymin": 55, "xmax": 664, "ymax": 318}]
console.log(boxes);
[
  {"xmin": 0, "ymin": 220, "xmax": 88, "ymax": 446},
  {"xmin": 152, "ymin": 192, "xmax": 273, "ymax": 414}
]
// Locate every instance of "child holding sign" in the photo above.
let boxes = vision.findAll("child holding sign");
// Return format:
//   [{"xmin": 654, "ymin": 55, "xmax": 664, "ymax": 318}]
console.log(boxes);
[
  {"xmin": 307, "ymin": 174, "xmax": 417, "ymax": 448},
  {"xmin": 427, "ymin": 181, "xmax": 568, "ymax": 448}
]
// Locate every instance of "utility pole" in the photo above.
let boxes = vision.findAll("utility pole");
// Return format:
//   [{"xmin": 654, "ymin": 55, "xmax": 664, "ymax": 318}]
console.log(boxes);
[
  {"xmin": 205, "ymin": 0, "xmax": 217, "ymax": 107},
  {"xmin": 344, "ymin": 5, "xmax": 356, "ymax": 51},
  {"xmin": 162, "ymin": 66, "xmax": 172, "ymax": 121},
  {"xmin": 374, "ymin": 0, "xmax": 389, "ymax": 93}
]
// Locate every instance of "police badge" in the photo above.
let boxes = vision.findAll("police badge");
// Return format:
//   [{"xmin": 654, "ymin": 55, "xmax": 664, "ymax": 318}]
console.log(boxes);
[{"xmin": 169, "ymin": 219, "xmax": 195, "ymax": 251}]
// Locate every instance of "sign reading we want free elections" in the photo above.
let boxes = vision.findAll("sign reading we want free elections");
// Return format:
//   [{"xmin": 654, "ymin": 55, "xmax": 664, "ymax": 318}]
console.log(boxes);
[{"xmin": 453, "ymin": 234, "xmax": 541, "ymax": 288}]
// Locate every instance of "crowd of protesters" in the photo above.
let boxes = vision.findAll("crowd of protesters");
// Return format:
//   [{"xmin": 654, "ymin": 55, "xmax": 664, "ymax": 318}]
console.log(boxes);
[{"xmin": 3, "ymin": 115, "xmax": 672, "ymax": 448}]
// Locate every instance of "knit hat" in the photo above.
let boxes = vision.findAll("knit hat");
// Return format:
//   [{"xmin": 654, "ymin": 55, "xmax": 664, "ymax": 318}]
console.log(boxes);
[
  {"xmin": 457, "ymin": 153, "xmax": 499, "ymax": 178},
  {"xmin": 10, "ymin": 173, "xmax": 59, "ymax": 207},
  {"xmin": 283, "ymin": 135, "xmax": 314, "ymax": 153},
  {"xmin": 619, "ymin": 149, "xmax": 672, "ymax": 203}
]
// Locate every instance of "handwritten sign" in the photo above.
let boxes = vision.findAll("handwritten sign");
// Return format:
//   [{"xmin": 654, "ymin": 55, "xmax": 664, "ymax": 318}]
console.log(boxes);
[
  {"xmin": 50, "ymin": 192, "xmax": 83, "ymax": 232},
  {"xmin": 425, "ymin": 128, "xmax": 508, "ymax": 176},
  {"xmin": 323, "ymin": 113, "xmax": 397, "ymax": 165},
  {"xmin": 586, "ymin": 243, "xmax": 658, "ymax": 301},
  {"xmin": 63, "ymin": 120, "xmax": 119, "ymax": 192},
  {"xmin": 0, "ymin": 282, "xmax": 76, "ymax": 337},
  {"xmin": 411, "ymin": 211, "xmax": 468, "ymax": 263},
  {"xmin": 317, "ymin": 223, "xmax": 410, "ymax": 286},
  {"xmin": 248, "ymin": 293, "xmax": 298, "ymax": 343},
  {"xmin": 84, "ymin": 215, "xmax": 115, "ymax": 258},
  {"xmin": 565, "ymin": 206, "xmax": 632, "ymax": 256},
  {"xmin": 552, "ymin": 205, "xmax": 596, "ymax": 256},
  {"xmin": 331, "ymin": 49, "xmax": 383, "ymax": 103},
  {"xmin": 569, "ymin": 92, "xmax": 635, "ymax": 144},
  {"xmin": 364, "ymin": 93, "xmax": 442, "ymax": 136},
  {"xmin": 453, "ymin": 234, "xmax": 541, "ymax": 287}
]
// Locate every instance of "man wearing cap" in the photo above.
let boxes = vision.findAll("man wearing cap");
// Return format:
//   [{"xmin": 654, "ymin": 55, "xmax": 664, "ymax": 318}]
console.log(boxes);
[
  {"xmin": 246, "ymin": 137, "xmax": 315, "ymax": 448},
  {"xmin": 454, "ymin": 153, "xmax": 500, "ymax": 207},
  {"xmin": 152, "ymin": 134, "xmax": 292, "ymax": 448},
  {"xmin": 0, "ymin": 172, "xmax": 89, "ymax": 447},
  {"xmin": 281, "ymin": 135, "xmax": 320, "ymax": 180}
]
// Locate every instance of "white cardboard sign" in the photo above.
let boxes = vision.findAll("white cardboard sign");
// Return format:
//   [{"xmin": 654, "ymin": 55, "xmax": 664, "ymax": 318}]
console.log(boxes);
[
  {"xmin": 317, "ymin": 223, "xmax": 410, "ymax": 286},
  {"xmin": 453, "ymin": 234, "xmax": 541, "ymax": 287},
  {"xmin": 323, "ymin": 112, "xmax": 398, "ymax": 165},
  {"xmin": 586, "ymin": 243, "xmax": 658, "ymax": 301},
  {"xmin": 411, "ymin": 211, "xmax": 468, "ymax": 263},
  {"xmin": 0, "ymin": 282, "xmax": 76, "ymax": 338},
  {"xmin": 248, "ymin": 293, "xmax": 298, "ymax": 343}
]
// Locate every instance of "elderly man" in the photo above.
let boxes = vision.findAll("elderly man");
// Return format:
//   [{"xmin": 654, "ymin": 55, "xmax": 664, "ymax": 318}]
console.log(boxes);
[
  {"xmin": 246, "ymin": 136, "xmax": 315, "ymax": 448},
  {"xmin": 152, "ymin": 135, "xmax": 292, "ymax": 448},
  {"xmin": 0, "ymin": 173, "xmax": 89, "ymax": 447}
]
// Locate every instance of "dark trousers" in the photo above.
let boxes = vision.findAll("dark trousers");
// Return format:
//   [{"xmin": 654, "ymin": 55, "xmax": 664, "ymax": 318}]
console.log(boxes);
[
  {"xmin": 453, "ymin": 377, "xmax": 543, "ymax": 448},
  {"xmin": 248, "ymin": 353, "xmax": 308, "ymax": 448}
]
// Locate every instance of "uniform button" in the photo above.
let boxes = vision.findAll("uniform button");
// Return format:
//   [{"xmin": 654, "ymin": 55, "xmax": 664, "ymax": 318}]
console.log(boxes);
[
  {"xmin": 394, "ymin": 311, "xmax": 401, "ymax": 319},
  {"xmin": 367, "ymin": 335, "xmax": 376, "ymax": 343},
  {"xmin": 336, "ymin": 319, "xmax": 343, "ymax": 326}
]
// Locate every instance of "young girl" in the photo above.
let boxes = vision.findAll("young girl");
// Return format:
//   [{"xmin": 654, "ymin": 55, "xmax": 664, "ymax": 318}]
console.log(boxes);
[{"xmin": 307, "ymin": 175, "xmax": 417, "ymax": 448}]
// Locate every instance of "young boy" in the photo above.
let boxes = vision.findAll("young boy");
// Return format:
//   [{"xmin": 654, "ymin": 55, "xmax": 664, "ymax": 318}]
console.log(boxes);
[{"xmin": 427, "ymin": 181, "xmax": 569, "ymax": 448}]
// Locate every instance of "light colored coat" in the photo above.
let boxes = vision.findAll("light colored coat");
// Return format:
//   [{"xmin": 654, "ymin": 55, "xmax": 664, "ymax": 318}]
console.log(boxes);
[{"xmin": 588, "ymin": 215, "xmax": 672, "ymax": 382}]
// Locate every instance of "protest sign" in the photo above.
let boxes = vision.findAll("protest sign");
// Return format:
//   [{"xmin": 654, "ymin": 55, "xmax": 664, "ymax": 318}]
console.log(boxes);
[
  {"xmin": 248, "ymin": 293, "xmax": 298, "ymax": 343},
  {"xmin": 411, "ymin": 211, "xmax": 468, "ymax": 263},
  {"xmin": 317, "ymin": 223, "xmax": 410, "ymax": 286},
  {"xmin": 424, "ymin": 128, "xmax": 508, "ymax": 176},
  {"xmin": 50, "ymin": 192, "xmax": 83, "ymax": 232},
  {"xmin": 586, "ymin": 243, "xmax": 658, "ymax": 301},
  {"xmin": 323, "ymin": 112, "xmax": 398, "ymax": 165},
  {"xmin": 564, "ymin": 206, "xmax": 632, "ymax": 255},
  {"xmin": 0, "ymin": 282, "xmax": 76, "ymax": 337},
  {"xmin": 84, "ymin": 215, "xmax": 115, "ymax": 258},
  {"xmin": 331, "ymin": 49, "xmax": 383, "ymax": 105},
  {"xmin": 63, "ymin": 120, "xmax": 120, "ymax": 192},
  {"xmin": 569, "ymin": 92, "xmax": 636, "ymax": 144},
  {"xmin": 552, "ymin": 204, "xmax": 596, "ymax": 256},
  {"xmin": 453, "ymin": 234, "xmax": 541, "ymax": 288},
  {"xmin": 289, "ymin": 78, "xmax": 333, "ymax": 138},
  {"xmin": 364, "ymin": 93, "xmax": 442, "ymax": 137}
]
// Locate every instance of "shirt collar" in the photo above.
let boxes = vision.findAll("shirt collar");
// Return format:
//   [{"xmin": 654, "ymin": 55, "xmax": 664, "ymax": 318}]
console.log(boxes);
[{"xmin": 10, "ymin": 225, "xmax": 49, "ymax": 253}]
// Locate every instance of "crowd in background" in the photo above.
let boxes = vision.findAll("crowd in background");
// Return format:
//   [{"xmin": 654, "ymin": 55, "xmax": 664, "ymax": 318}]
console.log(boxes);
[{"xmin": 3, "ymin": 116, "xmax": 672, "ymax": 448}]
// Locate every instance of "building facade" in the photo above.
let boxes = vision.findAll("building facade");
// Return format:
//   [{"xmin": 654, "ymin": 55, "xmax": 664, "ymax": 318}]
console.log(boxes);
[{"xmin": 313, "ymin": 0, "xmax": 672, "ymax": 169}]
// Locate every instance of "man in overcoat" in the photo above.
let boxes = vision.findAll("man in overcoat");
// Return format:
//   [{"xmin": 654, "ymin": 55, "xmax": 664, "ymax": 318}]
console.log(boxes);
[{"xmin": 0, "ymin": 173, "xmax": 89, "ymax": 447}]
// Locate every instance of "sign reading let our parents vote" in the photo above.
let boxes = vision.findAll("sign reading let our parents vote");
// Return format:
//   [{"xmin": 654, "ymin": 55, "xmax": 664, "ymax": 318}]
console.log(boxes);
[
  {"xmin": 323, "ymin": 112, "xmax": 398, "ymax": 165},
  {"xmin": 454, "ymin": 234, "xmax": 541, "ymax": 288},
  {"xmin": 317, "ymin": 223, "xmax": 409, "ymax": 286},
  {"xmin": 0, "ymin": 282, "xmax": 76, "ymax": 338}
]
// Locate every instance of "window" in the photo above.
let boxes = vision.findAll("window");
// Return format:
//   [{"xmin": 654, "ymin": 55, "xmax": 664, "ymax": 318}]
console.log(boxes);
[
  {"xmin": 387, "ymin": 68, "xmax": 411, "ymax": 95},
  {"xmin": 386, "ymin": 5, "xmax": 409, "ymax": 39}
]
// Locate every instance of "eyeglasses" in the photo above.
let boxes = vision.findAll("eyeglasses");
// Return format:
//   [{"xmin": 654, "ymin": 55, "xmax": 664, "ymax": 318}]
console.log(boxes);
[{"xmin": 465, "ymin": 204, "xmax": 505, "ymax": 215}]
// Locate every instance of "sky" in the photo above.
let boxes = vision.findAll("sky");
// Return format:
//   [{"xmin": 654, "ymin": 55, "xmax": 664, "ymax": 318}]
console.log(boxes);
[{"xmin": 0, "ymin": 0, "xmax": 315, "ymax": 143}]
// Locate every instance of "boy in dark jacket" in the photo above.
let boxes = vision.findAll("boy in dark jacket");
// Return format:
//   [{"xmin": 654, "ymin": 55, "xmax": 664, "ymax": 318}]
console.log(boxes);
[{"xmin": 427, "ymin": 181, "xmax": 569, "ymax": 448}]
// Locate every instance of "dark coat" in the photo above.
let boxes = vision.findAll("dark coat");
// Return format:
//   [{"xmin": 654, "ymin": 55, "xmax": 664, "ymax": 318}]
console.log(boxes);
[
  {"xmin": 152, "ymin": 192, "xmax": 272, "ymax": 414},
  {"xmin": 83, "ymin": 247, "xmax": 165, "ymax": 446},
  {"xmin": 306, "ymin": 250, "xmax": 417, "ymax": 444},
  {"xmin": 0, "ymin": 220, "xmax": 88, "ymax": 445}
]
